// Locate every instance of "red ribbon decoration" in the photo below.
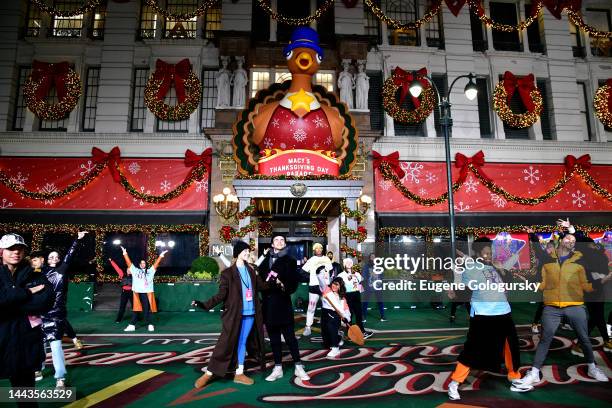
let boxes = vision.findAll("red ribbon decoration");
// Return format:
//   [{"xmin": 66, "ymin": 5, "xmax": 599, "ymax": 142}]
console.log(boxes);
[
  {"xmin": 153, "ymin": 59, "xmax": 192, "ymax": 103},
  {"xmin": 455, "ymin": 150, "xmax": 488, "ymax": 183},
  {"xmin": 542, "ymin": 0, "xmax": 582, "ymax": 19},
  {"xmin": 564, "ymin": 154, "xmax": 591, "ymax": 170},
  {"xmin": 30, "ymin": 60, "xmax": 71, "ymax": 100},
  {"xmin": 445, "ymin": 0, "xmax": 467, "ymax": 16},
  {"xmin": 342, "ymin": 0, "xmax": 358, "ymax": 7},
  {"xmin": 392, "ymin": 67, "xmax": 429, "ymax": 108},
  {"xmin": 184, "ymin": 148, "xmax": 213, "ymax": 171},
  {"xmin": 92, "ymin": 147, "xmax": 122, "ymax": 183},
  {"xmin": 503, "ymin": 71, "xmax": 536, "ymax": 113},
  {"xmin": 606, "ymin": 79, "xmax": 612, "ymax": 112},
  {"xmin": 372, "ymin": 151, "xmax": 406, "ymax": 180}
]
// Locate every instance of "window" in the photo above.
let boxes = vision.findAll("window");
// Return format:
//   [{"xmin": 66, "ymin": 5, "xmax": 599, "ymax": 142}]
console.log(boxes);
[
  {"xmin": 364, "ymin": 0, "xmax": 381, "ymax": 44},
  {"xmin": 90, "ymin": 0, "xmax": 107, "ymax": 40},
  {"xmin": 139, "ymin": 1, "xmax": 158, "ymax": 39},
  {"xmin": 203, "ymin": 4, "xmax": 221, "ymax": 40},
  {"xmin": 251, "ymin": 70, "xmax": 271, "ymax": 98},
  {"xmin": 368, "ymin": 71, "xmax": 384, "ymax": 131},
  {"xmin": 577, "ymin": 82, "xmax": 593, "ymax": 141},
  {"xmin": 130, "ymin": 68, "xmax": 149, "ymax": 131},
  {"xmin": 586, "ymin": 9, "xmax": 612, "ymax": 57},
  {"xmin": 432, "ymin": 74, "xmax": 447, "ymax": 137},
  {"xmin": 314, "ymin": 71, "xmax": 335, "ymax": 92},
  {"xmin": 12, "ymin": 67, "xmax": 31, "ymax": 131},
  {"xmin": 476, "ymin": 77, "xmax": 492, "ymax": 138},
  {"xmin": 51, "ymin": 1, "xmax": 84, "ymax": 38},
  {"xmin": 251, "ymin": 0, "xmax": 270, "ymax": 42},
  {"xmin": 501, "ymin": 74, "xmax": 529, "ymax": 139},
  {"xmin": 387, "ymin": 0, "xmax": 419, "ymax": 46},
  {"xmin": 470, "ymin": 8, "xmax": 487, "ymax": 51},
  {"xmin": 525, "ymin": 4, "xmax": 544, "ymax": 54},
  {"xmin": 164, "ymin": 0, "xmax": 197, "ymax": 39},
  {"xmin": 24, "ymin": 2, "xmax": 42, "ymax": 38},
  {"xmin": 277, "ymin": 1, "xmax": 309, "ymax": 42},
  {"xmin": 537, "ymin": 79, "xmax": 553, "ymax": 140},
  {"xmin": 426, "ymin": 11, "xmax": 444, "ymax": 49},
  {"xmin": 490, "ymin": 2, "xmax": 522, "ymax": 51},
  {"xmin": 156, "ymin": 84, "xmax": 189, "ymax": 132},
  {"xmin": 200, "ymin": 68, "xmax": 217, "ymax": 129},
  {"xmin": 40, "ymin": 64, "xmax": 74, "ymax": 131},
  {"xmin": 569, "ymin": 22, "xmax": 585, "ymax": 58},
  {"xmin": 316, "ymin": 0, "xmax": 335, "ymax": 45},
  {"xmin": 82, "ymin": 67, "xmax": 100, "ymax": 131}
]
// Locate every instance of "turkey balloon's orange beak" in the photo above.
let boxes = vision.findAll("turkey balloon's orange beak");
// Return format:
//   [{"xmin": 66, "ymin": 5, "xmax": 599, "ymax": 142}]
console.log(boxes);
[{"xmin": 296, "ymin": 52, "xmax": 313, "ymax": 71}]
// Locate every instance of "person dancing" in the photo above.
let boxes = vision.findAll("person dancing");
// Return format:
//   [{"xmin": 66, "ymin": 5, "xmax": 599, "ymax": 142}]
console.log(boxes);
[
  {"xmin": 109, "ymin": 257, "xmax": 132, "ymax": 323},
  {"xmin": 301, "ymin": 243, "xmax": 333, "ymax": 336}
]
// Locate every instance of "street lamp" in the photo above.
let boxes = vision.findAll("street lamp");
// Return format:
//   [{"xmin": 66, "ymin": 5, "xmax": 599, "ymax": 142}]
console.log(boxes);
[
  {"xmin": 408, "ymin": 72, "xmax": 478, "ymax": 263},
  {"xmin": 357, "ymin": 194, "xmax": 372, "ymax": 216},
  {"xmin": 213, "ymin": 187, "xmax": 239, "ymax": 221}
]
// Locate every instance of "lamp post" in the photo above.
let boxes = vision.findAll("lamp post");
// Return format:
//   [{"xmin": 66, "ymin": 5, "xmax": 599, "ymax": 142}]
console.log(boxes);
[
  {"xmin": 213, "ymin": 187, "xmax": 239, "ymax": 221},
  {"xmin": 407, "ymin": 73, "xmax": 478, "ymax": 261}
]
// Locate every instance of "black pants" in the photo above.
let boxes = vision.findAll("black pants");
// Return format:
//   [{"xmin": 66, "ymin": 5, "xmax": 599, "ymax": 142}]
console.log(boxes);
[
  {"xmin": 451, "ymin": 301, "xmax": 471, "ymax": 317},
  {"xmin": 533, "ymin": 302, "xmax": 544, "ymax": 324},
  {"xmin": 131, "ymin": 293, "xmax": 152, "ymax": 324},
  {"xmin": 587, "ymin": 302, "xmax": 609, "ymax": 342},
  {"xmin": 116, "ymin": 289, "xmax": 133, "ymax": 322},
  {"xmin": 321, "ymin": 309, "xmax": 341, "ymax": 348},
  {"xmin": 362, "ymin": 290, "xmax": 385, "ymax": 319},
  {"xmin": 9, "ymin": 370, "xmax": 37, "ymax": 407},
  {"xmin": 267, "ymin": 322, "xmax": 301, "ymax": 365},
  {"xmin": 64, "ymin": 319, "xmax": 76, "ymax": 339},
  {"xmin": 345, "ymin": 292, "xmax": 364, "ymax": 332}
]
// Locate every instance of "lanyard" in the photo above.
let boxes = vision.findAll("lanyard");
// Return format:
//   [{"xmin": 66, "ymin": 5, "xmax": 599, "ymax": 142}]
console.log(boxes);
[{"xmin": 238, "ymin": 267, "xmax": 251, "ymax": 290}]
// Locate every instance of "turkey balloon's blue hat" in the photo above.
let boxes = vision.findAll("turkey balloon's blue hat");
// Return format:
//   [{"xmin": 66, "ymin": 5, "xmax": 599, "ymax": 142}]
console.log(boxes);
[{"xmin": 283, "ymin": 26, "xmax": 324, "ymax": 59}]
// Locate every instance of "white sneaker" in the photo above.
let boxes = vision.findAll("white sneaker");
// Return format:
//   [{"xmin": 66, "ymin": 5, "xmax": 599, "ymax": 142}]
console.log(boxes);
[
  {"xmin": 124, "ymin": 324, "xmax": 136, "ymax": 332},
  {"xmin": 531, "ymin": 324, "xmax": 539, "ymax": 334},
  {"xmin": 588, "ymin": 365, "xmax": 609, "ymax": 382},
  {"xmin": 294, "ymin": 364, "xmax": 310, "ymax": 381},
  {"xmin": 303, "ymin": 326, "xmax": 311, "ymax": 336},
  {"xmin": 56, "ymin": 378, "xmax": 66, "ymax": 388},
  {"xmin": 513, "ymin": 369, "xmax": 540, "ymax": 387},
  {"xmin": 607, "ymin": 324, "xmax": 611, "ymax": 337},
  {"xmin": 510, "ymin": 382, "xmax": 534, "ymax": 392},
  {"xmin": 35, "ymin": 371, "xmax": 43, "ymax": 382},
  {"xmin": 265, "ymin": 366, "xmax": 283, "ymax": 382},
  {"xmin": 327, "ymin": 347, "xmax": 340, "ymax": 358},
  {"xmin": 148, "ymin": 324, "xmax": 154, "ymax": 332},
  {"xmin": 447, "ymin": 381, "xmax": 460, "ymax": 400},
  {"xmin": 338, "ymin": 339, "xmax": 344, "ymax": 346}
]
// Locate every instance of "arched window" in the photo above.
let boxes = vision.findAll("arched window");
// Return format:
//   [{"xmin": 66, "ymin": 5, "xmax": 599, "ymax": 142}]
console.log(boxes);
[{"xmin": 386, "ymin": 0, "xmax": 419, "ymax": 46}]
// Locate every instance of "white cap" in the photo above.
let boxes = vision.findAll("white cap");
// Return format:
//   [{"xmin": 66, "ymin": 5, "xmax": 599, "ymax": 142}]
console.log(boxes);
[{"xmin": 0, "ymin": 233, "xmax": 28, "ymax": 249}]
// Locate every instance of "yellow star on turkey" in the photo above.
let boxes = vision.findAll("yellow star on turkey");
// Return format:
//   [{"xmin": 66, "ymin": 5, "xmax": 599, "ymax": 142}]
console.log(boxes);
[{"xmin": 288, "ymin": 88, "xmax": 315, "ymax": 113}]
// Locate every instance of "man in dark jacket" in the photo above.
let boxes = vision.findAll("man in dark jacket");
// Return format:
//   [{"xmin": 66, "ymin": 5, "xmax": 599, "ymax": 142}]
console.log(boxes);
[
  {"xmin": 258, "ymin": 233, "xmax": 309, "ymax": 382},
  {"xmin": 0, "ymin": 233, "xmax": 54, "ymax": 391}
]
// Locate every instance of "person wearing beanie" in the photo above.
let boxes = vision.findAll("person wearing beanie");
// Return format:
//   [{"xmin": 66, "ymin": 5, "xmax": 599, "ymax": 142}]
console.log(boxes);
[
  {"xmin": 258, "ymin": 233, "xmax": 310, "ymax": 382},
  {"xmin": 300, "ymin": 242, "xmax": 333, "ymax": 336},
  {"xmin": 191, "ymin": 240, "xmax": 268, "ymax": 389},
  {"xmin": 337, "ymin": 258, "xmax": 370, "ymax": 338}
]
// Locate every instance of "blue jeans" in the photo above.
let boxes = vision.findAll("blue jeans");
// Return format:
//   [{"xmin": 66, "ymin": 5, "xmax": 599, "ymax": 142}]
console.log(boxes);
[
  {"xmin": 42, "ymin": 340, "xmax": 67, "ymax": 379},
  {"xmin": 237, "ymin": 315, "xmax": 255, "ymax": 365}
]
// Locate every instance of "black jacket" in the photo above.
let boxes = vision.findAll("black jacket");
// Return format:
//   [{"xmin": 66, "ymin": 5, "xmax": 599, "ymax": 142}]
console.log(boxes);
[
  {"xmin": 0, "ymin": 262, "xmax": 54, "ymax": 377},
  {"xmin": 258, "ymin": 251, "xmax": 300, "ymax": 326}
]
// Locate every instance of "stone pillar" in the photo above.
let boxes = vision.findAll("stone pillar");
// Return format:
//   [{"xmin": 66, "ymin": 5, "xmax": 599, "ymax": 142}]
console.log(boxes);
[
  {"xmin": 344, "ymin": 197, "xmax": 358, "ymax": 259},
  {"xmin": 327, "ymin": 216, "xmax": 340, "ymax": 262}
]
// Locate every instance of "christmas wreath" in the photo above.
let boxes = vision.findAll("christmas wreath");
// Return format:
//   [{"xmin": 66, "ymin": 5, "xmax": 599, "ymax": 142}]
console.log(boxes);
[
  {"xmin": 383, "ymin": 67, "xmax": 435, "ymax": 124},
  {"xmin": 24, "ymin": 60, "xmax": 82, "ymax": 121},
  {"xmin": 594, "ymin": 79, "xmax": 612, "ymax": 128},
  {"xmin": 493, "ymin": 71, "xmax": 542, "ymax": 128},
  {"xmin": 144, "ymin": 59, "xmax": 201, "ymax": 121}
]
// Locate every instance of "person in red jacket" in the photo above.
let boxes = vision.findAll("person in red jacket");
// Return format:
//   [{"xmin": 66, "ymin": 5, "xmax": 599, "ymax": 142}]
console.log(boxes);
[{"xmin": 109, "ymin": 258, "xmax": 132, "ymax": 323}]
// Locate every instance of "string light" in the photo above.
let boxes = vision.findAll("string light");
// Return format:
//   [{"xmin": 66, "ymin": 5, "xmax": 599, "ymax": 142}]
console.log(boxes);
[
  {"xmin": 144, "ymin": 0, "xmax": 220, "ymax": 20},
  {"xmin": 468, "ymin": 0, "xmax": 541, "ymax": 32},
  {"xmin": 255, "ymin": 0, "xmax": 335, "ymax": 26},
  {"xmin": 593, "ymin": 84, "xmax": 612, "ymax": 128},
  {"xmin": 363, "ymin": 0, "xmax": 441, "ymax": 31},
  {"xmin": 312, "ymin": 220, "xmax": 327, "ymax": 237},
  {"xmin": 23, "ymin": 69, "xmax": 82, "ymax": 121},
  {"xmin": 144, "ymin": 72, "xmax": 201, "ymax": 121},
  {"xmin": 382, "ymin": 75, "xmax": 435, "ymax": 124},
  {"xmin": 492, "ymin": 81, "xmax": 543, "ymax": 129},
  {"xmin": 566, "ymin": 9, "xmax": 612, "ymax": 39},
  {"xmin": 30, "ymin": 0, "xmax": 101, "ymax": 17},
  {"xmin": 219, "ymin": 221, "xmax": 258, "ymax": 243}
]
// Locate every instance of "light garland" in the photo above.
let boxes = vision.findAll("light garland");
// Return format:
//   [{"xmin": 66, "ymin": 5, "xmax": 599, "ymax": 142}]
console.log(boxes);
[
  {"xmin": 378, "ymin": 224, "xmax": 612, "ymax": 238},
  {"xmin": 144, "ymin": 72, "xmax": 201, "ymax": 121},
  {"xmin": 382, "ymin": 74, "xmax": 435, "ymax": 124},
  {"xmin": 144, "ymin": 0, "xmax": 220, "ymax": 20},
  {"xmin": 467, "ymin": 0, "xmax": 541, "ymax": 32},
  {"xmin": 30, "ymin": 0, "xmax": 101, "ymax": 17},
  {"xmin": 593, "ymin": 83, "xmax": 612, "ymax": 128},
  {"xmin": 237, "ymin": 200, "xmax": 256, "ymax": 220},
  {"xmin": 340, "ymin": 243, "xmax": 361, "ymax": 259},
  {"xmin": 312, "ymin": 220, "xmax": 327, "ymax": 237},
  {"xmin": 364, "ymin": 0, "xmax": 442, "ymax": 31},
  {"xmin": 340, "ymin": 199, "xmax": 365, "ymax": 223},
  {"xmin": 258, "ymin": 220, "xmax": 272, "ymax": 237},
  {"xmin": 24, "ymin": 68, "xmax": 81, "ymax": 121},
  {"xmin": 566, "ymin": 9, "xmax": 612, "ymax": 39},
  {"xmin": 340, "ymin": 224, "xmax": 367, "ymax": 242},
  {"xmin": 219, "ymin": 221, "xmax": 258, "ymax": 243},
  {"xmin": 255, "ymin": 0, "xmax": 336, "ymax": 25},
  {"xmin": 492, "ymin": 81, "xmax": 543, "ymax": 129}
]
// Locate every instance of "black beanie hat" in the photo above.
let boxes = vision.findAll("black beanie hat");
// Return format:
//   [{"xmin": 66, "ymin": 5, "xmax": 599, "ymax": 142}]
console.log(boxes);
[
  {"xmin": 271, "ymin": 232, "xmax": 287, "ymax": 242},
  {"xmin": 233, "ymin": 240, "xmax": 250, "ymax": 258}
]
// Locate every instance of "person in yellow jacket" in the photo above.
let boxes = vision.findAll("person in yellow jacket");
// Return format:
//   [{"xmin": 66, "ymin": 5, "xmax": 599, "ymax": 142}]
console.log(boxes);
[{"xmin": 516, "ymin": 225, "xmax": 609, "ymax": 387}]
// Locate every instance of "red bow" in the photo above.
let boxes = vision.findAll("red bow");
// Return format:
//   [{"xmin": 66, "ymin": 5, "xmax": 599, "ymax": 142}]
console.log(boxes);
[
  {"xmin": 393, "ymin": 67, "xmax": 429, "ymax": 108},
  {"xmin": 503, "ymin": 71, "xmax": 536, "ymax": 112},
  {"xmin": 455, "ymin": 151, "xmax": 486, "ymax": 183},
  {"xmin": 342, "ymin": 0, "xmax": 358, "ymax": 7},
  {"xmin": 606, "ymin": 79, "xmax": 612, "ymax": 112},
  {"xmin": 372, "ymin": 151, "xmax": 405, "ymax": 180},
  {"xmin": 30, "ymin": 60, "xmax": 71, "ymax": 100},
  {"xmin": 542, "ymin": 0, "xmax": 582, "ymax": 19},
  {"xmin": 92, "ymin": 146, "xmax": 122, "ymax": 182},
  {"xmin": 184, "ymin": 148, "xmax": 212, "ymax": 171},
  {"xmin": 445, "ymin": 0, "xmax": 467, "ymax": 16},
  {"xmin": 153, "ymin": 59, "xmax": 192, "ymax": 103},
  {"xmin": 564, "ymin": 154, "xmax": 591, "ymax": 170}
]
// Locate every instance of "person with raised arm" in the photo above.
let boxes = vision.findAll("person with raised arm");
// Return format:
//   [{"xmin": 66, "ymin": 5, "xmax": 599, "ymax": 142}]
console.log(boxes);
[{"xmin": 108, "ymin": 257, "xmax": 132, "ymax": 323}]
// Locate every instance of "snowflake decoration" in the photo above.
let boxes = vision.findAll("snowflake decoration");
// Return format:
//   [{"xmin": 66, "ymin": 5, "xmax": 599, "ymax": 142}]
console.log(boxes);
[
  {"xmin": 293, "ymin": 128, "xmax": 307, "ymax": 143},
  {"xmin": 571, "ymin": 190, "xmax": 586, "ymax": 207},
  {"xmin": 134, "ymin": 186, "xmax": 151, "ymax": 206},
  {"xmin": 312, "ymin": 117, "xmax": 327, "ymax": 128},
  {"xmin": 324, "ymin": 136, "xmax": 333, "ymax": 146},
  {"xmin": 195, "ymin": 180, "xmax": 208, "ymax": 193},
  {"xmin": 271, "ymin": 118, "xmax": 280, "ymax": 128},
  {"xmin": 289, "ymin": 117, "xmax": 297, "ymax": 126},
  {"xmin": 400, "ymin": 162, "xmax": 423, "ymax": 184},
  {"xmin": 160, "ymin": 180, "xmax": 172, "ymax": 192},
  {"xmin": 490, "ymin": 193, "xmax": 507, "ymax": 208},
  {"xmin": 128, "ymin": 162, "xmax": 141, "ymax": 175},
  {"xmin": 378, "ymin": 180, "xmax": 393, "ymax": 191},
  {"xmin": 464, "ymin": 176, "xmax": 479, "ymax": 193},
  {"xmin": 313, "ymin": 143, "xmax": 319, "ymax": 149},
  {"xmin": 263, "ymin": 138, "xmax": 273, "ymax": 149},
  {"xmin": 425, "ymin": 172, "xmax": 437, "ymax": 184},
  {"xmin": 79, "ymin": 160, "xmax": 95, "ymax": 176},
  {"xmin": 418, "ymin": 188, "xmax": 427, "ymax": 195},
  {"xmin": 9, "ymin": 172, "xmax": 28, "ymax": 188},
  {"xmin": 38, "ymin": 183, "xmax": 58, "ymax": 205},
  {"xmin": 280, "ymin": 143, "xmax": 287, "ymax": 149},
  {"xmin": 0, "ymin": 198, "xmax": 14, "ymax": 209},
  {"xmin": 522, "ymin": 166, "xmax": 541, "ymax": 185},
  {"xmin": 454, "ymin": 201, "xmax": 471, "ymax": 212}
]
